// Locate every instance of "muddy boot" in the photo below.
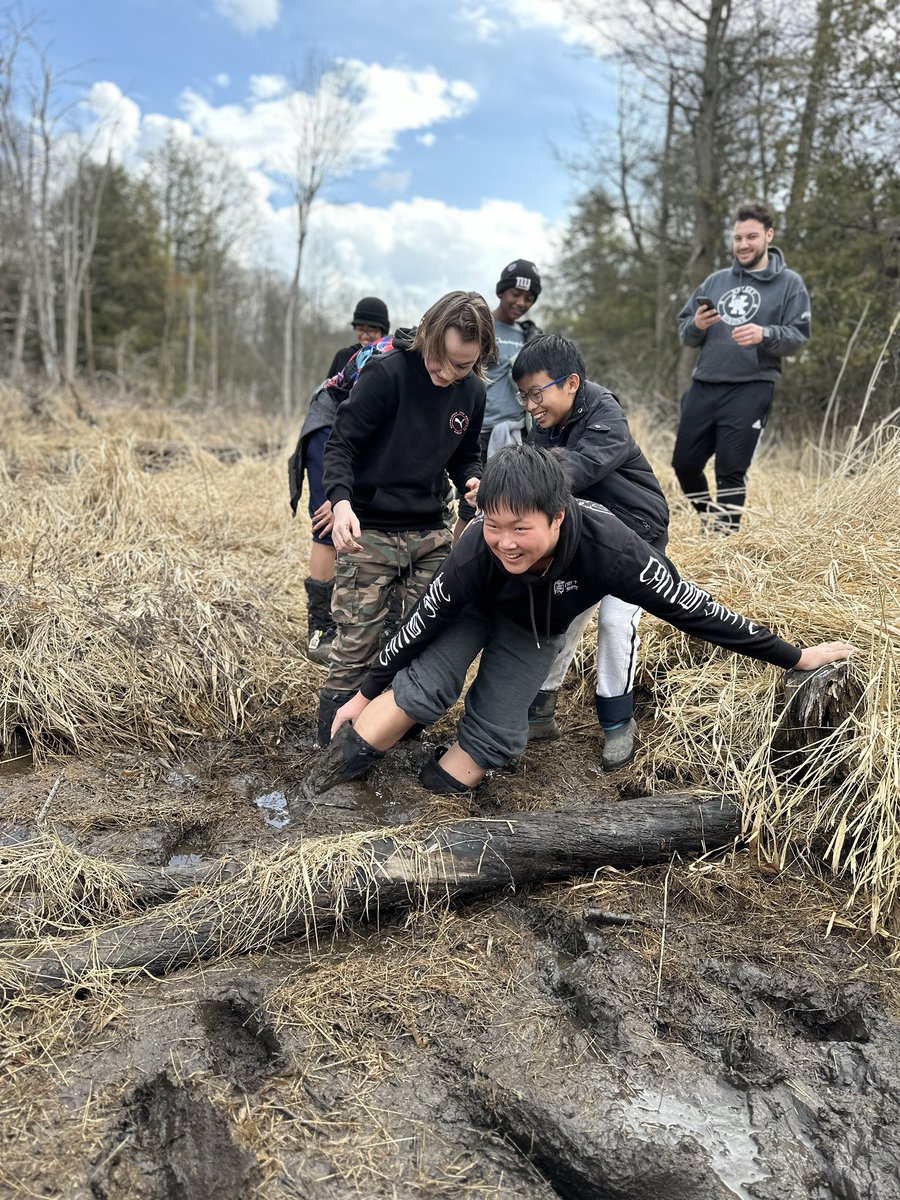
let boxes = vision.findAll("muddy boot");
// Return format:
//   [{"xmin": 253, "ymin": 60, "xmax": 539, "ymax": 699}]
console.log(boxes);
[
  {"xmin": 303, "ymin": 723, "xmax": 385, "ymax": 799},
  {"xmin": 601, "ymin": 718, "xmax": 638, "ymax": 772},
  {"xmin": 419, "ymin": 751, "xmax": 478, "ymax": 795},
  {"xmin": 527, "ymin": 689, "xmax": 560, "ymax": 741},
  {"xmin": 316, "ymin": 687, "xmax": 356, "ymax": 746},
  {"xmin": 304, "ymin": 577, "xmax": 336, "ymax": 665}
]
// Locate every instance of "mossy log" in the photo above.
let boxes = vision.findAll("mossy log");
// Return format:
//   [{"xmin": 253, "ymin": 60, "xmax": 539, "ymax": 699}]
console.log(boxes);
[{"xmin": 1, "ymin": 793, "xmax": 740, "ymax": 995}]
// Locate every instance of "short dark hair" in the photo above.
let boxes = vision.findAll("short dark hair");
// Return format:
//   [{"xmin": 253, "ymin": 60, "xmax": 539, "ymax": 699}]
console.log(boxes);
[
  {"xmin": 412, "ymin": 291, "xmax": 497, "ymax": 381},
  {"xmin": 511, "ymin": 333, "xmax": 586, "ymax": 386},
  {"xmin": 478, "ymin": 443, "xmax": 571, "ymax": 521},
  {"xmin": 734, "ymin": 202, "xmax": 774, "ymax": 231}
]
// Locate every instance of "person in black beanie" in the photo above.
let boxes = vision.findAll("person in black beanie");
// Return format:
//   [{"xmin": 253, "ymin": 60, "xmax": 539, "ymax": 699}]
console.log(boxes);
[
  {"xmin": 481, "ymin": 258, "xmax": 544, "ymax": 461},
  {"xmin": 293, "ymin": 296, "xmax": 391, "ymax": 663}
]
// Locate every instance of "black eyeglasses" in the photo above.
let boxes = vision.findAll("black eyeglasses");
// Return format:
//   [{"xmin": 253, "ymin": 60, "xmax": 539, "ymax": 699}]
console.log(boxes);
[{"xmin": 515, "ymin": 375, "xmax": 569, "ymax": 409}]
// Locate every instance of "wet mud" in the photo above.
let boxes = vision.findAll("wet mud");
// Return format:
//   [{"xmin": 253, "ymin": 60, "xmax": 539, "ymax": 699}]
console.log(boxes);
[{"xmin": 2, "ymin": 717, "xmax": 899, "ymax": 1198}]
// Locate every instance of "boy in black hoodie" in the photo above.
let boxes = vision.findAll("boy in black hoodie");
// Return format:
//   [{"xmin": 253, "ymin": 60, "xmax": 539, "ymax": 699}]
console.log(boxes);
[
  {"xmin": 317, "ymin": 290, "xmax": 496, "ymax": 744},
  {"xmin": 307, "ymin": 443, "xmax": 853, "ymax": 798},
  {"xmin": 514, "ymin": 333, "xmax": 668, "ymax": 770}
]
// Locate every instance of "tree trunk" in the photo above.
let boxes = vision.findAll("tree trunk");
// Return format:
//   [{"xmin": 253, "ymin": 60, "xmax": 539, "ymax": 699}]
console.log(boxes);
[
  {"xmin": 3, "ymin": 794, "xmax": 739, "ymax": 994},
  {"xmin": 654, "ymin": 74, "xmax": 677, "ymax": 396},
  {"xmin": 282, "ymin": 241, "xmax": 301, "ymax": 420},
  {"xmin": 185, "ymin": 278, "xmax": 197, "ymax": 398},
  {"xmin": 11, "ymin": 273, "xmax": 30, "ymax": 381},
  {"xmin": 677, "ymin": 0, "xmax": 731, "ymax": 395},
  {"xmin": 784, "ymin": 0, "xmax": 835, "ymax": 238},
  {"xmin": 82, "ymin": 269, "xmax": 95, "ymax": 383}
]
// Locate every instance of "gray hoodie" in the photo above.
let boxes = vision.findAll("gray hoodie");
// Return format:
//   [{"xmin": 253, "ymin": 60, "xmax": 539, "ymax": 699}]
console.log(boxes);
[{"xmin": 678, "ymin": 247, "xmax": 811, "ymax": 383}]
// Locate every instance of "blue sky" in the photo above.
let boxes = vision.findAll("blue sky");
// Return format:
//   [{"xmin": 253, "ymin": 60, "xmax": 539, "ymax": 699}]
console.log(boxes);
[{"xmin": 30, "ymin": 0, "xmax": 617, "ymax": 322}]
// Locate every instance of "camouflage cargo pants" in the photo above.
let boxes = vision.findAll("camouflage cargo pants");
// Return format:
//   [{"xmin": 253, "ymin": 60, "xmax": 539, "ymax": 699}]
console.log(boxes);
[{"xmin": 324, "ymin": 526, "xmax": 453, "ymax": 693}]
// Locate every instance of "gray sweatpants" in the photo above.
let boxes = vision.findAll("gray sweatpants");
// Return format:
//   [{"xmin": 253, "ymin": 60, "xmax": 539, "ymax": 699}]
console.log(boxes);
[{"xmin": 391, "ymin": 605, "xmax": 564, "ymax": 769}]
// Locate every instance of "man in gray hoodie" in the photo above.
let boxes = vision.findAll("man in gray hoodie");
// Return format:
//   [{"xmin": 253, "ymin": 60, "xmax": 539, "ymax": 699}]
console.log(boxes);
[{"xmin": 672, "ymin": 202, "xmax": 811, "ymax": 531}]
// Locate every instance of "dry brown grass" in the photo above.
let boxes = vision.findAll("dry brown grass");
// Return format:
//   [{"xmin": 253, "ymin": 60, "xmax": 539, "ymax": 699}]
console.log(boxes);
[
  {"xmin": 0, "ymin": 382, "xmax": 898, "ymax": 953},
  {"xmin": 0, "ymin": 385, "xmax": 319, "ymax": 757}
]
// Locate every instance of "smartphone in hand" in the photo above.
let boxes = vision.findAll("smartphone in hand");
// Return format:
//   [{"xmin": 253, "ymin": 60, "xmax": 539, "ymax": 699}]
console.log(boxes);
[{"xmin": 696, "ymin": 295, "xmax": 715, "ymax": 311}]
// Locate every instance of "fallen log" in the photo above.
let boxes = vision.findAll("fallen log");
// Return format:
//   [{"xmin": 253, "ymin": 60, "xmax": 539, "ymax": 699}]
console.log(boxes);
[{"xmin": 1, "ymin": 793, "xmax": 739, "ymax": 995}]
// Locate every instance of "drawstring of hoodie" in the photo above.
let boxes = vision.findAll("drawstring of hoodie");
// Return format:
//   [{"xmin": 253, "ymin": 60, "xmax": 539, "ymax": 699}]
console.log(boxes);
[{"xmin": 526, "ymin": 581, "xmax": 555, "ymax": 651}]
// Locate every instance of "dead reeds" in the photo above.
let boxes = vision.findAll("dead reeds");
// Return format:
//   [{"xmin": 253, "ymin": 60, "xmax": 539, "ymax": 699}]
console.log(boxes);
[{"xmin": 1, "ymin": 384, "xmax": 898, "ymax": 947}]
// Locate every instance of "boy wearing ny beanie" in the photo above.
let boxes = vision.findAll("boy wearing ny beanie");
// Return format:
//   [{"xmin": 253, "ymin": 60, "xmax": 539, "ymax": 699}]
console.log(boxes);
[{"xmin": 480, "ymin": 258, "xmax": 543, "ymax": 460}]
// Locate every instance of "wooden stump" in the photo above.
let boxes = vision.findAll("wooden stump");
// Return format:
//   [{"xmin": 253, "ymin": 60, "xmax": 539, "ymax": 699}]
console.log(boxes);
[{"xmin": 773, "ymin": 662, "xmax": 860, "ymax": 769}]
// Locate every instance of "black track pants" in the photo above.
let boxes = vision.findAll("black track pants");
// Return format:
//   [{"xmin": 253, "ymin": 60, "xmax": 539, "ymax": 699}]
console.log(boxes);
[{"xmin": 671, "ymin": 379, "xmax": 774, "ymax": 529}]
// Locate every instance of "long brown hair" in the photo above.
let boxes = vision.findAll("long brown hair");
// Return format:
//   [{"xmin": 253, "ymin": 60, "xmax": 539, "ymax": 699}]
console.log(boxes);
[{"xmin": 411, "ymin": 291, "xmax": 497, "ymax": 381}]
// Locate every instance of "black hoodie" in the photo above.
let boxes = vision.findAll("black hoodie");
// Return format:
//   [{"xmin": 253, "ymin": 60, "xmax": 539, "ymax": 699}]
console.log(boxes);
[
  {"xmin": 324, "ymin": 327, "xmax": 486, "ymax": 532},
  {"xmin": 359, "ymin": 498, "xmax": 800, "ymax": 700}
]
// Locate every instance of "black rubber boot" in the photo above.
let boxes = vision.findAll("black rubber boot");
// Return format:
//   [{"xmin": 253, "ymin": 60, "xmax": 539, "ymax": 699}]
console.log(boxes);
[
  {"xmin": 419, "ymin": 750, "xmax": 478, "ymax": 795},
  {"xmin": 527, "ymin": 689, "xmax": 560, "ymax": 741},
  {"xmin": 302, "ymin": 723, "xmax": 385, "ymax": 800},
  {"xmin": 316, "ymin": 687, "xmax": 356, "ymax": 746},
  {"xmin": 304, "ymin": 577, "xmax": 336, "ymax": 665}
]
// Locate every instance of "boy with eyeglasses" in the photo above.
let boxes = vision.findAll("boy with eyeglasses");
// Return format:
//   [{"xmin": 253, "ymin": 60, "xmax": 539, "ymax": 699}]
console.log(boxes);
[
  {"xmin": 512, "ymin": 333, "xmax": 669, "ymax": 770},
  {"xmin": 309, "ymin": 443, "xmax": 852, "ymax": 799}
]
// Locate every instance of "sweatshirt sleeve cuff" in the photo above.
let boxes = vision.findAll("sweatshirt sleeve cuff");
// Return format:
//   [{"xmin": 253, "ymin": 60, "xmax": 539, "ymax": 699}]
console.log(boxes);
[
  {"xmin": 328, "ymin": 486, "xmax": 352, "ymax": 506},
  {"xmin": 773, "ymin": 641, "xmax": 803, "ymax": 669}
]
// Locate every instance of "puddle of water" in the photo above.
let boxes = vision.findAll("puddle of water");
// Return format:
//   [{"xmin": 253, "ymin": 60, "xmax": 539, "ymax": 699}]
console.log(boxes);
[
  {"xmin": 167, "ymin": 853, "xmax": 204, "ymax": 868},
  {"xmin": 255, "ymin": 790, "xmax": 290, "ymax": 830},
  {"xmin": 165, "ymin": 769, "xmax": 199, "ymax": 790},
  {"xmin": 621, "ymin": 1084, "xmax": 769, "ymax": 1199}
]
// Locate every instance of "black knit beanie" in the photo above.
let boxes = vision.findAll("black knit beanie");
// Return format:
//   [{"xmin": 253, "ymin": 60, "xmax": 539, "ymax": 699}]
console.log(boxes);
[
  {"xmin": 495, "ymin": 259, "xmax": 542, "ymax": 298},
  {"xmin": 351, "ymin": 296, "xmax": 390, "ymax": 333}
]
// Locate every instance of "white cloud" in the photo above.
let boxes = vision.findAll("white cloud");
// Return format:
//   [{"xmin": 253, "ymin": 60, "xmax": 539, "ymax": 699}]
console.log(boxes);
[
  {"xmin": 177, "ymin": 60, "xmax": 477, "ymax": 179},
  {"xmin": 476, "ymin": 0, "xmax": 609, "ymax": 52},
  {"xmin": 213, "ymin": 73, "xmax": 230, "ymax": 89},
  {"xmin": 213, "ymin": 0, "xmax": 280, "ymax": 34},
  {"xmin": 372, "ymin": 170, "xmax": 411, "ymax": 194},
  {"xmin": 81, "ymin": 82, "xmax": 142, "ymax": 162},
  {"xmin": 462, "ymin": 3, "xmax": 500, "ymax": 41},
  {"xmin": 286, "ymin": 196, "xmax": 561, "ymax": 324},
  {"xmin": 248, "ymin": 73, "xmax": 288, "ymax": 99},
  {"xmin": 417, "ymin": 132, "xmax": 436, "ymax": 148}
]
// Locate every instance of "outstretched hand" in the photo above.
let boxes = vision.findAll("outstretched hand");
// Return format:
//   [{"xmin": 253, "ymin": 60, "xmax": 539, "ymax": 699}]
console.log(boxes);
[{"xmin": 794, "ymin": 642, "xmax": 857, "ymax": 671}]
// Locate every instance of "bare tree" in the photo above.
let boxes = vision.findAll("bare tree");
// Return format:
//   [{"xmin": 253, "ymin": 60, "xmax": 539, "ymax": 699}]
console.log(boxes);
[
  {"xmin": 0, "ymin": 17, "xmax": 61, "ymax": 383},
  {"xmin": 280, "ymin": 59, "xmax": 355, "ymax": 419},
  {"xmin": 60, "ymin": 154, "xmax": 112, "ymax": 386}
]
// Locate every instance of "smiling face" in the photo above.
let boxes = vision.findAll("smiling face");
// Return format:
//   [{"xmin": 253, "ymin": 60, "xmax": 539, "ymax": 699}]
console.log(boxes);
[
  {"xmin": 515, "ymin": 370, "xmax": 580, "ymax": 429},
  {"xmin": 425, "ymin": 327, "xmax": 481, "ymax": 388},
  {"xmin": 495, "ymin": 286, "xmax": 536, "ymax": 325},
  {"xmin": 481, "ymin": 504, "xmax": 564, "ymax": 575},
  {"xmin": 732, "ymin": 218, "xmax": 774, "ymax": 271},
  {"xmin": 353, "ymin": 323, "xmax": 384, "ymax": 347}
]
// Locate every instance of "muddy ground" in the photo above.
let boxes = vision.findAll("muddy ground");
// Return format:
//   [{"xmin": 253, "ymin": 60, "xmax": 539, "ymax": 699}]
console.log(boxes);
[{"xmin": 1, "ymin": 709, "xmax": 899, "ymax": 1200}]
